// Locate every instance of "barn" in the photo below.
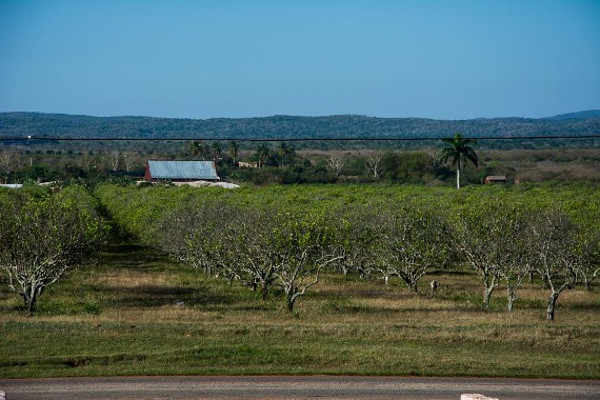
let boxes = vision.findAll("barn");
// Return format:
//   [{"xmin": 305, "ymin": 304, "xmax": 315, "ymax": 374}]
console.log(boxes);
[{"xmin": 144, "ymin": 160, "xmax": 220, "ymax": 182}]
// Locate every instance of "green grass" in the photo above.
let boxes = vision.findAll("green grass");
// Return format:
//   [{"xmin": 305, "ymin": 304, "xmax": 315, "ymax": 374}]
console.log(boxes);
[{"xmin": 1, "ymin": 240, "xmax": 599, "ymax": 379}]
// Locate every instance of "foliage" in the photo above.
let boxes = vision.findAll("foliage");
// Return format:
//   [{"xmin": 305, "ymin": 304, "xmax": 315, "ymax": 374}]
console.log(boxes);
[
  {"xmin": 3, "ymin": 112, "xmax": 599, "ymax": 145},
  {"xmin": 0, "ymin": 186, "xmax": 107, "ymax": 313},
  {"xmin": 373, "ymin": 203, "xmax": 451, "ymax": 292},
  {"xmin": 95, "ymin": 182, "xmax": 600, "ymax": 320}
]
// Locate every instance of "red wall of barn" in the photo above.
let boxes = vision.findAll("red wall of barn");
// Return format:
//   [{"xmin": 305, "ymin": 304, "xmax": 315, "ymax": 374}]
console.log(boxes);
[{"xmin": 144, "ymin": 162, "xmax": 151, "ymax": 181}]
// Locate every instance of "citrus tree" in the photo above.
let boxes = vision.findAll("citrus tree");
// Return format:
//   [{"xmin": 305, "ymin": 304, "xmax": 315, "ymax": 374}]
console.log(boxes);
[{"xmin": 0, "ymin": 186, "xmax": 106, "ymax": 314}]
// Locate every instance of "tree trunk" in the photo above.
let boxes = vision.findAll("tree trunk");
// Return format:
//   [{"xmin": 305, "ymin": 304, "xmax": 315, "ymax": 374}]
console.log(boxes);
[
  {"xmin": 27, "ymin": 297, "xmax": 36, "ymax": 315},
  {"xmin": 24, "ymin": 284, "xmax": 40, "ymax": 315},
  {"xmin": 261, "ymin": 281, "xmax": 269, "ymax": 301},
  {"xmin": 546, "ymin": 293, "xmax": 558, "ymax": 321},
  {"xmin": 541, "ymin": 274, "xmax": 549, "ymax": 289},
  {"xmin": 287, "ymin": 295, "xmax": 296, "ymax": 313},
  {"xmin": 483, "ymin": 284, "xmax": 495, "ymax": 309},
  {"xmin": 456, "ymin": 165, "xmax": 461, "ymax": 189},
  {"xmin": 507, "ymin": 290, "xmax": 516, "ymax": 312},
  {"xmin": 286, "ymin": 286, "xmax": 298, "ymax": 313},
  {"xmin": 507, "ymin": 297, "xmax": 515, "ymax": 312},
  {"xmin": 506, "ymin": 283, "xmax": 518, "ymax": 312},
  {"xmin": 407, "ymin": 280, "xmax": 418, "ymax": 293}
]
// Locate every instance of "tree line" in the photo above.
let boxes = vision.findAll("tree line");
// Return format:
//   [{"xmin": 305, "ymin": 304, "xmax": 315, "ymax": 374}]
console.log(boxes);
[{"xmin": 2, "ymin": 111, "xmax": 599, "ymax": 142}]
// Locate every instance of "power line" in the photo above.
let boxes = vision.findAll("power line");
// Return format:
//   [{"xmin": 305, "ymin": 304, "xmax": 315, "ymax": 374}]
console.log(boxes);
[{"xmin": 1, "ymin": 135, "xmax": 600, "ymax": 142}]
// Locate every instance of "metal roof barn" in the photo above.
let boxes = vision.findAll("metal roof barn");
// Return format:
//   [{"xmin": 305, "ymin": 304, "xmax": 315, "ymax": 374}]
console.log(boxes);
[{"xmin": 144, "ymin": 160, "xmax": 219, "ymax": 181}]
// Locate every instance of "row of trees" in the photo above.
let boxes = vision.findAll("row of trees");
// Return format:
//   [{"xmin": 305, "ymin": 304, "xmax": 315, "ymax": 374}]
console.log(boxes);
[
  {"xmin": 191, "ymin": 133, "xmax": 478, "ymax": 187},
  {"xmin": 0, "ymin": 149, "xmax": 146, "ymax": 184},
  {"xmin": 0, "ymin": 186, "xmax": 107, "ymax": 313},
  {"xmin": 96, "ymin": 184, "xmax": 599, "ymax": 319}
]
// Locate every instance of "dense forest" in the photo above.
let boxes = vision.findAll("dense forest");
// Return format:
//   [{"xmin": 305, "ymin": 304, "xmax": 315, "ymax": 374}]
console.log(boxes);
[{"xmin": 1, "ymin": 111, "xmax": 600, "ymax": 141}]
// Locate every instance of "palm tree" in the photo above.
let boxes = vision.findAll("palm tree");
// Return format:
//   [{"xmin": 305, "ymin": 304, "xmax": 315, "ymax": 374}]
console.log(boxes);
[
  {"xmin": 228, "ymin": 141, "xmax": 240, "ymax": 165},
  {"xmin": 211, "ymin": 141, "xmax": 222, "ymax": 162},
  {"xmin": 189, "ymin": 141, "xmax": 208, "ymax": 160},
  {"xmin": 438, "ymin": 133, "xmax": 478, "ymax": 189},
  {"xmin": 255, "ymin": 143, "xmax": 270, "ymax": 168},
  {"xmin": 277, "ymin": 142, "xmax": 290, "ymax": 167}
]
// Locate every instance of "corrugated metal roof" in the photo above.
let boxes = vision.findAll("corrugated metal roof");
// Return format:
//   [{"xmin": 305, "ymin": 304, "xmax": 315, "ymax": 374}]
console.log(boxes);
[{"xmin": 148, "ymin": 160, "xmax": 219, "ymax": 180}]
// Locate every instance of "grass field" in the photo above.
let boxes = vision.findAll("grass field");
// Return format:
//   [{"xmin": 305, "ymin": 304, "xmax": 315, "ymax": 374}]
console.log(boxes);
[{"xmin": 1, "ymin": 236, "xmax": 599, "ymax": 379}]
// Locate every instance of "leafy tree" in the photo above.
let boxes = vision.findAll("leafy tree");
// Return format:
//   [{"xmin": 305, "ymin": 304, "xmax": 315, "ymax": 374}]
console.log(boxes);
[
  {"xmin": 438, "ymin": 133, "xmax": 478, "ymax": 189},
  {"xmin": 0, "ymin": 186, "xmax": 106, "ymax": 314}
]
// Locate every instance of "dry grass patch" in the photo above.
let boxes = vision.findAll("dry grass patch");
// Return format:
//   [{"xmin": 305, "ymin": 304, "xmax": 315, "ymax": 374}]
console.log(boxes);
[{"xmin": 97, "ymin": 269, "xmax": 168, "ymax": 287}]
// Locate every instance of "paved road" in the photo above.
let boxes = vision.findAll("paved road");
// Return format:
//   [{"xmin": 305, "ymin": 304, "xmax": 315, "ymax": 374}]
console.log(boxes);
[{"xmin": 0, "ymin": 376, "xmax": 599, "ymax": 400}]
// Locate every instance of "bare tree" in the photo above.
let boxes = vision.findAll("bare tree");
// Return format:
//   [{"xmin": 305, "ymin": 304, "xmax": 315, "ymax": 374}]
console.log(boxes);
[
  {"xmin": 526, "ymin": 210, "xmax": 579, "ymax": 321},
  {"xmin": 365, "ymin": 155, "xmax": 385, "ymax": 179},
  {"xmin": 156, "ymin": 201, "xmax": 228, "ymax": 277},
  {"xmin": 326, "ymin": 155, "xmax": 345, "ymax": 179},
  {"xmin": 272, "ymin": 212, "xmax": 343, "ymax": 313},
  {"xmin": 121, "ymin": 152, "xmax": 139, "ymax": 173},
  {"xmin": 0, "ymin": 187, "xmax": 106, "ymax": 314},
  {"xmin": 375, "ymin": 204, "xmax": 450, "ymax": 293},
  {"xmin": 571, "ymin": 221, "xmax": 600, "ymax": 291},
  {"xmin": 109, "ymin": 152, "xmax": 121, "ymax": 172},
  {"xmin": 334, "ymin": 204, "xmax": 381, "ymax": 277},
  {"xmin": 0, "ymin": 150, "xmax": 20, "ymax": 182},
  {"xmin": 452, "ymin": 201, "xmax": 525, "ymax": 309},
  {"xmin": 77, "ymin": 152, "xmax": 94, "ymax": 172},
  {"xmin": 157, "ymin": 203, "xmax": 343, "ymax": 312},
  {"xmin": 219, "ymin": 207, "xmax": 281, "ymax": 299}
]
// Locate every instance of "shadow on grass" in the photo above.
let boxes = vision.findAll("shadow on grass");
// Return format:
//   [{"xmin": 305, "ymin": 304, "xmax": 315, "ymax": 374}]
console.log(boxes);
[
  {"xmin": 87, "ymin": 284, "xmax": 234, "ymax": 308},
  {"xmin": 98, "ymin": 242, "xmax": 172, "ymax": 270}
]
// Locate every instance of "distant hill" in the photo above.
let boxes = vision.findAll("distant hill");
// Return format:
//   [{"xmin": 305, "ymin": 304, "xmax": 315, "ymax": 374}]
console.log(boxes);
[
  {"xmin": 0, "ymin": 111, "xmax": 599, "ymax": 141},
  {"xmin": 544, "ymin": 110, "xmax": 600, "ymax": 121}
]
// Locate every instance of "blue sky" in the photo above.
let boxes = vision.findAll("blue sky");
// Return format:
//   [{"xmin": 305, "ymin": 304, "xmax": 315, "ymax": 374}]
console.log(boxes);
[{"xmin": 1, "ymin": 0, "xmax": 599, "ymax": 120}]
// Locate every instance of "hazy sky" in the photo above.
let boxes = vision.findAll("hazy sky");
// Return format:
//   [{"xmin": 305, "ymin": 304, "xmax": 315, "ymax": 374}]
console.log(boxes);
[{"xmin": 1, "ymin": 0, "xmax": 599, "ymax": 120}]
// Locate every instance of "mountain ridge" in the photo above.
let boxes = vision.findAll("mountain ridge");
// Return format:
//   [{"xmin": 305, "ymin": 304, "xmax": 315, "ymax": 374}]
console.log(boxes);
[{"xmin": 1, "ymin": 111, "xmax": 599, "ymax": 140}]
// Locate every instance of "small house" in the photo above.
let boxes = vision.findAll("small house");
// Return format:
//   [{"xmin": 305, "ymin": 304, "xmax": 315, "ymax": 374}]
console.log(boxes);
[
  {"xmin": 484, "ymin": 175, "xmax": 507, "ymax": 184},
  {"xmin": 144, "ymin": 160, "xmax": 219, "ymax": 182},
  {"xmin": 238, "ymin": 161, "xmax": 258, "ymax": 168}
]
